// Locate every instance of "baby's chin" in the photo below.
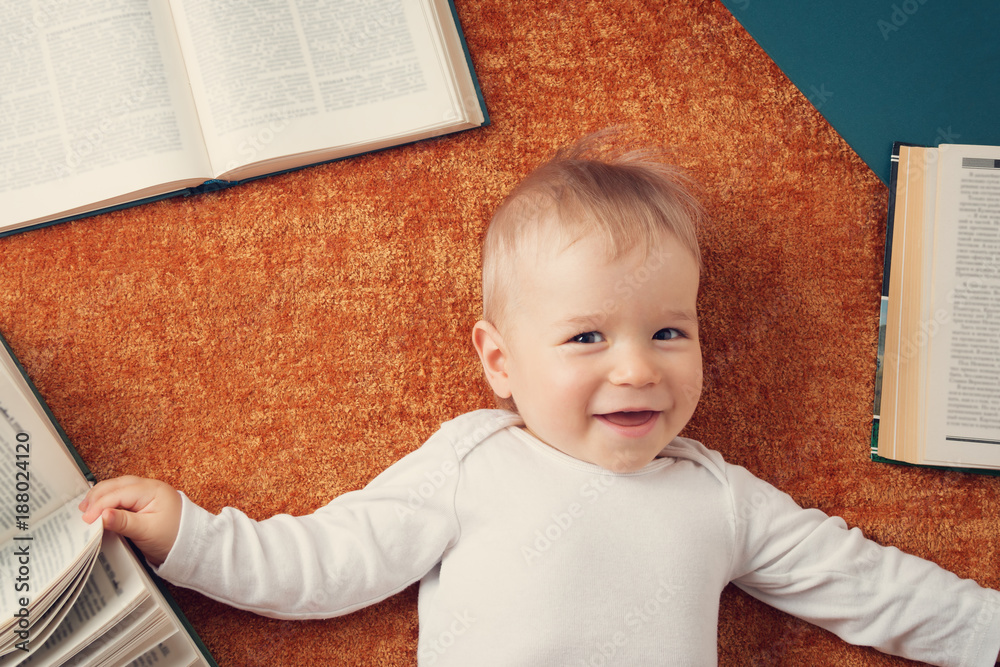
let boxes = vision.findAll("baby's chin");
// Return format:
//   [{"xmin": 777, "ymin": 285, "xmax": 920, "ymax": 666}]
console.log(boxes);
[
  {"xmin": 521, "ymin": 420, "xmax": 670, "ymax": 472},
  {"xmin": 577, "ymin": 437, "xmax": 666, "ymax": 472},
  {"xmin": 590, "ymin": 451, "xmax": 660, "ymax": 473}
]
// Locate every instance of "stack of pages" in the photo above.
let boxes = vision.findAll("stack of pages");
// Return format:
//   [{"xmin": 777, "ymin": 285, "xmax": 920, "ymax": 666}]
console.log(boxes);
[{"xmin": 0, "ymin": 333, "xmax": 215, "ymax": 667}]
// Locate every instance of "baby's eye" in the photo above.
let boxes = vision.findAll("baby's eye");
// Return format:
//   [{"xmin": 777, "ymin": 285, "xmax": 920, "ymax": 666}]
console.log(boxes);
[
  {"xmin": 653, "ymin": 328, "xmax": 684, "ymax": 341},
  {"xmin": 570, "ymin": 331, "xmax": 605, "ymax": 344}
]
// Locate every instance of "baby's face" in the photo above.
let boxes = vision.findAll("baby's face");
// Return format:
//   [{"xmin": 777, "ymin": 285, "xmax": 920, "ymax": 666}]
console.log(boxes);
[{"xmin": 490, "ymin": 228, "xmax": 702, "ymax": 472}]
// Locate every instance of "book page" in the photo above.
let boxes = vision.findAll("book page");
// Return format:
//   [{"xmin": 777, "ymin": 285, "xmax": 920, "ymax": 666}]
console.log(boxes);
[
  {"xmin": 915, "ymin": 151, "xmax": 940, "ymax": 459},
  {"xmin": 0, "ymin": 0, "xmax": 212, "ymax": 230},
  {"xmin": 41, "ymin": 597, "xmax": 160, "ymax": 667},
  {"xmin": 68, "ymin": 604, "xmax": 173, "ymax": 667},
  {"xmin": 0, "ymin": 350, "xmax": 90, "ymax": 538},
  {"xmin": 879, "ymin": 145, "xmax": 934, "ymax": 463},
  {"xmin": 167, "ymin": 0, "xmax": 477, "ymax": 177},
  {"xmin": 13, "ymin": 534, "xmax": 162, "ymax": 667},
  {"xmin": 0, "ymin": 497, "xmax": 102, "ymax": 630},
  {"xmin": 78, "ymin": 614, "xmax": 172, "ymax": 667},
  {"xmin": 125, "ymin": 634, "xmax": 201, "ymax": 667},
  {"xmin": 429, "ymin": 0, "xmax": 487, "ymax": 124},
  {"xmin": 924, "ymin": 144, "xmax": 1000, "ymax": 468},
  {"xmin": 1, "ymin": 548, "xmax": 98, "ymax": 664}
]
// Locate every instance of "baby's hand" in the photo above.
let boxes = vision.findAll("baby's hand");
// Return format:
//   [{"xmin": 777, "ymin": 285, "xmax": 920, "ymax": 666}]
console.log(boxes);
[{"xmin": 79, "ymin": 476, "xmax": 181, "ymax": 567}]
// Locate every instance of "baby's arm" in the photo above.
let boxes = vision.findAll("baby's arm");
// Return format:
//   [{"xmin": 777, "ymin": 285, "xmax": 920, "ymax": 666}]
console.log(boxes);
[
  {"xmin": 79, "ymin": 476, "xmax": 181, "ymax": 567},
  {"xmin": 725, "ymin": 462, "xmax": 1000, "ymax": 666},
  {"xmin": 70, "ymin": 418, "xmax": 477, "ymax": 620}
]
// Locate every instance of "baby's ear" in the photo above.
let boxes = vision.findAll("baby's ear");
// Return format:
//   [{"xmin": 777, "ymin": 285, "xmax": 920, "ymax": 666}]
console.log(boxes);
[{"xmin": 472, "ymin": 320, "xmax": 512, "ymax": 399}]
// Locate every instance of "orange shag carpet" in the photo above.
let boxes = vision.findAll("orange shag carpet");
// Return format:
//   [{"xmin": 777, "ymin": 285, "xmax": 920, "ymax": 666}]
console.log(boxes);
[{"xmin": 1, "ymin": 0, "xmax": 997, "ymax": 665}]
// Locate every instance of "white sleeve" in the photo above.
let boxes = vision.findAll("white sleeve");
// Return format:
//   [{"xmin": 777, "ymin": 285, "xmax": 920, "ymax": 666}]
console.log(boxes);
[
  {"xmin": 726, "ymin": 463, "xmax": 1000, "ymax": 667},
  {"xmin": 153, "ymin": 430, "xmax": 462, "ymax": 620}
]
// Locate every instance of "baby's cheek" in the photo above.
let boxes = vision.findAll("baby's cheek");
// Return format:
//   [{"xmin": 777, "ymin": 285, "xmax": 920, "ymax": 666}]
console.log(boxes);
[
  {"xmin": 548, "ymin": 362, "xmax": 591, "ymax": 392},
  {"xmin": 678, "ymin": 363, "xmax": 703, "ymax": 407}
]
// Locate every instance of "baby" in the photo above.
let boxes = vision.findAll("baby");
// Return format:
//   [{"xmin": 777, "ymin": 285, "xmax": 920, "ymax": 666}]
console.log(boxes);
[{"xmin": 81, "ymin": 138, "xmax": 1000, "ymax": 666}]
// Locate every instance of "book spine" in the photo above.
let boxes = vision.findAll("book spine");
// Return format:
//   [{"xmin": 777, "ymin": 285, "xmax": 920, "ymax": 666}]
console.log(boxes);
[{"xmin": 0, "ymin": 188, "xmax": 201, "ymax": 240}]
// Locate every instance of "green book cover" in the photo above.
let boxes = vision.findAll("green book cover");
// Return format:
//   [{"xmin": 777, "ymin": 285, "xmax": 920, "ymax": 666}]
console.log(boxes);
[{"xmin": 720, "ymin": 1, "xmax": 1000, "ymax": 184}]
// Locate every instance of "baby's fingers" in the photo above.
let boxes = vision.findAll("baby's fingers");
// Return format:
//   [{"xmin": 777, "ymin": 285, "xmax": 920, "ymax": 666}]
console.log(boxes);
[
  {"xmin": 80, "ymin": 476, "xmax": 181, "ymax": 523},
  {"xmin": 98, "ymin": 505, "xmax": 178, "ymax": 566},
  {"xmin": 99, "ymin": 505, "xmax": 161, "ymax": 544},
  {"xmin": 78, "ymin": 476, "xmax": 182, "ymax": 566},
  {"xmin": 79, "ymin": 476, "xmax": 174, "ymax": 523}
]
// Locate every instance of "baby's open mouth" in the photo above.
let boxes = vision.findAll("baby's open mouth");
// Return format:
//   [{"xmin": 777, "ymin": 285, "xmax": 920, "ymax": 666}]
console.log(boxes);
[{"xmin": 599, "ymin": 411, "xmax": 656, "ymax": 427}]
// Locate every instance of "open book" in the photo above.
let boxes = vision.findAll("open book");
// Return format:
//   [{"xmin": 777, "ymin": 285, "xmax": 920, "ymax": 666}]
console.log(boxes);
[
  {"xmin": 0, "ymin": 331, "xmax": 216, "ymax": 667},
  {"xmin": 871, "ymin": 143, "xmax": 1000, "ymax": 474},
  {"xmin": 1, "ymin": 0, "xmax": 487, "ymax": 237}
]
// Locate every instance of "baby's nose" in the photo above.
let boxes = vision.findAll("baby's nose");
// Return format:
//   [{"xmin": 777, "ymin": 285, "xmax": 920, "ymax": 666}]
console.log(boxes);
[{"xmin": 608, "ymin": 348, "xmax": 659, "ymax": 387}]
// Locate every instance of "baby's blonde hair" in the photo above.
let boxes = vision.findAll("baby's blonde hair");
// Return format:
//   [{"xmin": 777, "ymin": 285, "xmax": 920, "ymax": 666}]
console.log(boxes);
[{"xmin": 482, "ymin": 135, "xmax": 704, "ymax": 334}]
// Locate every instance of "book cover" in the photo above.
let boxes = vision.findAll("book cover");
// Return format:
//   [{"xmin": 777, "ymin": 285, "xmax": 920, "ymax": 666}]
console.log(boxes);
[{"xmin": 719, "ymin": 0, "xmax": 1000, "ymax": 184}]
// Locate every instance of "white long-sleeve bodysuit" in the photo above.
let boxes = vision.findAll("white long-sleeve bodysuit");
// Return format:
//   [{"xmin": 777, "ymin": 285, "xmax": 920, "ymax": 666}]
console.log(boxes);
[{"xmin": 156, "ymin": 410, "xmax": 1000, "ymax": 666}]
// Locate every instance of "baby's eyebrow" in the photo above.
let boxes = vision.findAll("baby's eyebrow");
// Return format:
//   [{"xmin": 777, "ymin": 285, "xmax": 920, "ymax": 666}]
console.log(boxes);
[
  {"xmin": 557, "ymin": 309, "xmax": 698, "ymax": 331},
  {"xmin": 663, "ymin": 308, "xmax": 698, "ymax": 324},
  {"xmin": 559, "ymin": 314, "xmax": 607, "ymax": 331}
]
